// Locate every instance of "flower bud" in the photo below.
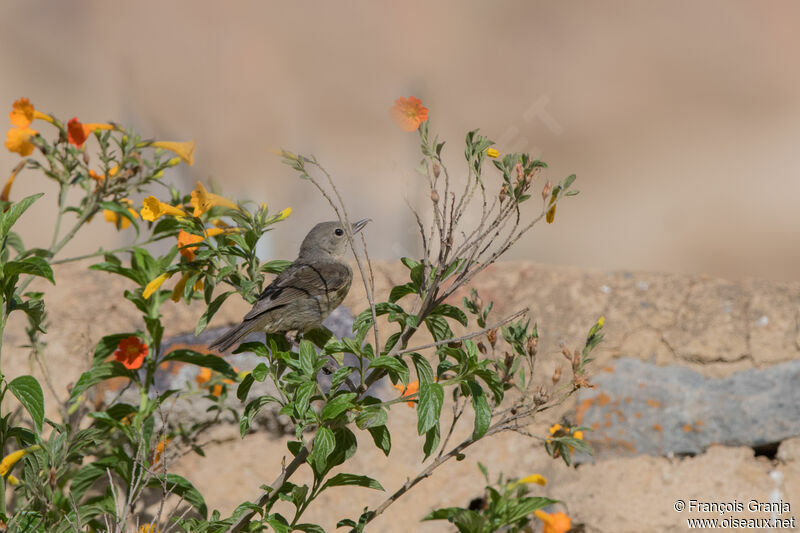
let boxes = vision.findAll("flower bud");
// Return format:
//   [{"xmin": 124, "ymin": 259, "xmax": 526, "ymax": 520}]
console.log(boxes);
[
  {"xmin": 167, "ymin": 157, "xmax": 182, "ymax": 167},
  {"xmin": 153, "ymin": 169, "xmax": 164, "ymax": 179},
  {"xmin": 526, "ymin": 336, "xmax": 538, "ymax": 358},
  {"xmin": 431, "ymin": 189, "xmax": 440, "ymax": 203},
  {"xmin": 433, "ymin": 162, "xmax": 441, "ymax": 178},
  {"xmin": 541, "ymin": 180, "xmax": 553, "ymax": 201}
]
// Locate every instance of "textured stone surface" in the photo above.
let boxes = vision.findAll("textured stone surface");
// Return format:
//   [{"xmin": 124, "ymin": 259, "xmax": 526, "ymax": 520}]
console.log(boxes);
[{"xmin": 576, "ymin": 358, "xmax": 800, "ymax": 460}]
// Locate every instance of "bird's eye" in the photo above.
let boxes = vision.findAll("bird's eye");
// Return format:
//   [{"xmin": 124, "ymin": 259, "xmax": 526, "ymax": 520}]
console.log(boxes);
[{"xmin": 334, "ymin": 228, "xmax": 344, "ymax": 236}]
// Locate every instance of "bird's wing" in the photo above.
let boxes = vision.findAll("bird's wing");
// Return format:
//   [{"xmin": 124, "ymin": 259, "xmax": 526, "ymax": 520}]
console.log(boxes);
[{"xmin": 242, "ymin": 261, "xmax": 351, "ymax": 321}]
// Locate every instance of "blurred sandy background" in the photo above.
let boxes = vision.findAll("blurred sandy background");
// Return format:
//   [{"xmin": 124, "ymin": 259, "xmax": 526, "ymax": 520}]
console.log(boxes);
[{"xmin": 2, "ymin": 0, "xmax": 799, "ymax": 281}]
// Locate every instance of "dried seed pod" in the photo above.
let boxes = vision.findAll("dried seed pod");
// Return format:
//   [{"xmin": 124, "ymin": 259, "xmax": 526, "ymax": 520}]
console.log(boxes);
[
  {"xmin": 526, "ymin": 336, "xmax": 538, "ymax": 358},
  {"xmin": 572, "ymin": 349, "xmax": 581, "ymax": 370},
  {"xmin": 515, "ymin": 161, "xmax": 524, "ymax": 183},
  {"xmin": 552, "ymin": 365, "xmax": 563, "ymax": 385},
  {"xmin": 433, "ymin": 162, "xmax": 441, "ymax": 178},
  {"xmin": 477, "ymin": 341, "xmax": 487, "ymax": 355},
  {"xmin": 503, "ymin": 352, "xmax": 514, "ymax": 369},
  {"xmin": 560, "ymin": 343, "xmax": 572, "ymax": 361},
  {"xmin": 534, "ymin": 387, "xmax": 550, "ymax": 406},
  {"xmin": 448, "ymin": 341, "xmax": 462, "ymax": 349},
  {"xmin": 487, "ymin": 328, "xmax": 498, "ymax": 347},
  {"xmin": 430, "ymin": 189, "xmax": 440, "ymax": 203}
]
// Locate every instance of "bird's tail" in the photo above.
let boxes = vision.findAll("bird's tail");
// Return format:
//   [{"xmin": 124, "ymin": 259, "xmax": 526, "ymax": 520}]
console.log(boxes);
[{"xmin": 208, "ymin": 321, "xmax": 255, "ymax": 353}]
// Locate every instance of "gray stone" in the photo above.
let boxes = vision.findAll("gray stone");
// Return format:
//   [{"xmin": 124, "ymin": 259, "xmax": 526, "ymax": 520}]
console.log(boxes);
[{"xmin": 575, "ymin": 358, "xmax": 800, "ymax": 460}]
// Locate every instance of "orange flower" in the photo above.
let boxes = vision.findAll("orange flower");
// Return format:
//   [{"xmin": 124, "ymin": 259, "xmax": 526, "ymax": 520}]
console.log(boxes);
[
  {"xmin": 190, "ymin": 182, "xmax": 238, "ymax": 216},
  {"xmin": 104, "ymin": 198, "xmax": 139, "ymax": 230},
  {"xmin": 9, "ymin": 98, "xmax": 53, "ymax": 128},
  {"xmin": 113, "ymin": 336, "xmax": 148, "ymax": 370},
  {"xmin": 534, "ymin": 510, "xmax": 571, "ymax": 533},
  {"xmin": 390, "ymin": 96, "xmax": 428, "ymax": 132},
  {"xmin": 5, "ymin": 127, "xmax": 37, "ymax": 156},
  {"xmin": 152, "ymin": 437, "xmax": 171, "ymax": 466},
  {"xmin": 67, "ymin": 118, "xmax": 114, "ymax": 148},
  {"xmin": 1, "ymin": 161, "xmax": 25, "ymax": 203},
  {"xmin": 195, "ymin": 367, "xmax": 212, "ymax": 386},
  {"xmin": 177, "ymin": 230, "xmax": 204, "ymax": 261},
  {"xmin": 391, "ymin": 381, "xmax": 420, "ymax": 407}
]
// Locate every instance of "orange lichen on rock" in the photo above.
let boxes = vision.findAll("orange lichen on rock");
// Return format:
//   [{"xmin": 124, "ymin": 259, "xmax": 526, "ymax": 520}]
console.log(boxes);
[
  {"xmin": 653, "ymin": 424, "xmax": 663, "ymax": 432},
  {"xmin": 646, "ymin": 398, "xmax": 661, "ymax": 408}
]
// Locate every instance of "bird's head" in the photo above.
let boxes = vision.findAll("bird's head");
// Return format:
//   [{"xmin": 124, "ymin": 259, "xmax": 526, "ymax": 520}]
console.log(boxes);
[{"xmin": 298, "ymin": 219, "xmax": 370, "ymax": 259}]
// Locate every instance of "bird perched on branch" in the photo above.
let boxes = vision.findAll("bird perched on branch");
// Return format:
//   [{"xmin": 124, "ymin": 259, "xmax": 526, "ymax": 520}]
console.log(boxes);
[{"xmin": 208, "ymin": 219, "xmax": 370, "ymax": 352}]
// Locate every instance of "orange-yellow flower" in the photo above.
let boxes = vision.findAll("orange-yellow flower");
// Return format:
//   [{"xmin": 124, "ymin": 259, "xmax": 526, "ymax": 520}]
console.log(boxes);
[
  {"xmin": 104, "ymin": 198, "xmax": 139, "ymax": 230},
  {"xmin": 138, "ymin": 524, "xmax": 161, "ymax": 533},
  {"xmin": 534, "ymin": 510, "xmax": 571, "ymax": 533},
  {"xmin": 113, "ymin": 336, "xmax": 148, "ymax": 370},
  {"xmin": 390, "ymin": 96, "xmax": 429, "ymax": 132},
  {"xmin": 5, "ymin": 127, "xmax": 38, "ymax": 156},
  {"xmin": 143, "ymin": 272, "xmax": 174, "ymax": 299},
  {"xmin": 140, "ymin": 196, "xmax": 187, "ymax": 221},
  {"xmin": 517, "ymin": 473, "xmax": 547, "ymax": 486},
  {"xmin": 67, "ymin": 118, "xmax": 114, "ymax": 148},
  {"xmin": 171, "ymin": 272, "xmax": 202, "ymax": 302},
  {"xmin": 190, "ymin": 182, "xmax": 238, "ymax": 216},
  {"xmin": 89, "ymin": 164, "xmax": 119, "ymax": 183},
  {"xmin": 9, "ymin": 98, "xmax": 53, "ymax": 128},
  {"xmin": 391, "ymin": 381, "xmax": 420, "ymax": 407},
  {"xmin": 275, "ymin": 207, "xmax": 292, "ymax": 221},
  {"xmin": 486, "ymin": 148, "xmax": 500, "ymax": 158},
  {"xmin": 1, "ymin": 161, "xmax": 25, "ymax": 203},
  {"xmin": 0, "ymin": 445, "xmax": 40, "ymax": 476},
  {"xmin": 151, "ymin": 140, "xmax": 196, "ymax": 166}
]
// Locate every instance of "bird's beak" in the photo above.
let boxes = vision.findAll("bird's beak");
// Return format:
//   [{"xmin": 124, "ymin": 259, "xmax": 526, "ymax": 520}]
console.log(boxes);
[{"xmin": 351, "ymin": 218, "xmax": 371, "ymax": 234}]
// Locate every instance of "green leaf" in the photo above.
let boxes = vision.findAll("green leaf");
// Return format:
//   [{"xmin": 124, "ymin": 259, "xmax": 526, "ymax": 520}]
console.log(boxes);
[
  {"xmin": 422, "ymin": 423, "xmax": 440, "ymax": 460},
  {"xmin": 8, "ymin": 376, "xmax": 44, "ymax": 433},
  {"xmin": 417, "ymin": 382, "xmax": 444, "ymax": 435},
  {"xmin": 410, "ymin": 352, "xmax": 434, "ymax": 384},
  {"xmin": 233, "ymin": 342, "xmax": 270, "ymax": 358},
  {"xmin": 240, "ymin": 395, "xmax": 280, "ymax": 437},
  {"xmin": 367, "ymin": 356, "xmax": 409, "ymax": 384},
  {"xmin": 237, "ymin": 373, "xmax": 254, "ymax": 401},
  {"xmin": 70, "ymin": 362, "xmax": 132, "ymax": 402},
  {"xmin": 294, "ymin": 381, "xmax": 316, "ymax": 417},
  {"xmin": 69, "ymin": 463, "xmax": 106, "ymax": 502},
  {"xmin": 367, "ymin": 425, "xmax": 391, "ymax": 456},
  {"xmin": 252, "ymin": 362, "xmax": 268, "ymax": 381},
  {"xmin": 294, "ymin": 525, "xmax": 325, "ymax": 533},
  {"xmin": 310, "ymin": 426, "xmax": 335, "ymax": 473},
  {"xmin": 389, "ymin": 283, "xmax": 417, "ymax": 303},
  {"xmin": 505, "ymin": 497, "xmax": 558, "ymax": 524},
  {"xmin": 3, "ymin": 257, "xmax": 54, "ymax": 284},
  {"xmin": 148, "ymin": 473, "xmax": 207, "ymax": 518},
  {"xmin": 355, "ymin": 406, "xmax": 387, "ymax": 429},
  {"xmin": 321, "ymin": 473, "xmax": 384, "ymax": 491},
  {"xmin": 468, "ymin": 381, "xmax": 491, "ymax": 439},
  {"xmin": 195, "ymin": 291, "xmax": 234, "ymax": 335},
  {"xmin": 298, "ymin": 340, "xmax": 317, "ymax": 376},
  {"xmin": 425, "ymin": 315, "xmax": 453, "ymax": 342},
  {"xmin": 320, "ymin": 392, "xmax": 356, "ymax": 420},
  {"xmin": 161, "ymin": 350, "xmax": 237, "ymax": 379},
  {"xmin": 562, "ymin": 173, "xmax": 577, "ymax": 190},
  {"xmin": 431, "ymin": 304, "xmax": 468, "ymax": 326},
  {"xmin": 0, "ymin": 193, "xmax": 43, "ymax": 240},
  {"xmin": 260, "ymin": 259, "xmax": 292, "ymax": 274}
]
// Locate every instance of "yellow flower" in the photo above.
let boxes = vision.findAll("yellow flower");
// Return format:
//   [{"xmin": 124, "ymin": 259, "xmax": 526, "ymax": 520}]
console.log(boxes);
[
  {"xmin": 596, "ymin": 316, "xmax": 605, "ymax": 328},
  {"xmin": 548, "ymin": 423, "xmax": 562, "ymax": 435},
  {"xmin": 7, "ymin": 475, "xmax": 20, "ymax": 486},
  {"xmin": 5, "ymin": 127, "xmax": 38, "ymax": 156},
  {"xmin": 143, "ymin": 272, "xmax": 174, "ymax": 299},
  {"xmin": 104, "ymin": 198, "xmax": 139, "ymax": 230},
  {"xmin": 276, "ymin": 207, "xmax": 292, "ymax": 221},
  {"xmin": 486, "ymin": 148, "xmax": 500, "ymax": 158},
  {"xmin": 9, "ymin": 98, "xmax": 53, "ymax": 127},
  {"xmin": 1, "ymin": 161, "xmax": 25, "ymax": 202},
  {"xmin": 573, "ymin": 430, "xmax": 584, "ymax": 441},
  {"xmin": 534, "ymin": 510, "xmax": 571, "ymax": 533},
  {"xmin": 516, "ymin": 473, "xmax": 547, "ymax": 486},
  {"xmin": 140, "ymin": 196, "xmax": 187, "ymax": 221},
  {"xmin": 151, "ymin": 140, "xmax": 196, "ymax": 166},
  {"xmin": 190, "ymin": 182, "xmax": 238, "ymax": 216},
  {"xmin": 171, "ymin": 272, "xmax": 200, "ymax": 302},
  {"xmin": 138, "ymin": 524, "xmax": 161, "ymax": 533},
  {"xmin": 0, "ymin": 445, "xmax": 40, "ymax": 476}
]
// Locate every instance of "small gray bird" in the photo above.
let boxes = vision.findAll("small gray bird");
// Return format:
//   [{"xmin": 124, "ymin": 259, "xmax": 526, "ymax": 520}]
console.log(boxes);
[{"xmin": 208, "ymin": 219, "xmax": 369, "ymax": 352}]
